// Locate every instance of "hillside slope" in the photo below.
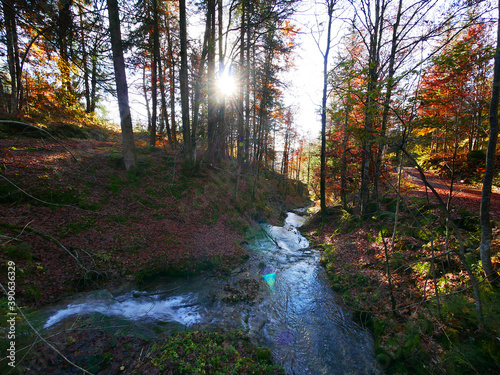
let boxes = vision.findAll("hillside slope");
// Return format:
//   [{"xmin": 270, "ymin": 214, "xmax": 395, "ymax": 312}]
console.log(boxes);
[{"xmin": 0, "ymin": 126, "xmax": 309, "ymax": 306}]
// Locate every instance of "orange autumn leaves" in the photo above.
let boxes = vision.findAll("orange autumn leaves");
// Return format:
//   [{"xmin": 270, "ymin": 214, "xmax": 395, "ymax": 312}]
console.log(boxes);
[{"xmin": 417, "ymin": 23, "xmax": 494, "ymax": 154}]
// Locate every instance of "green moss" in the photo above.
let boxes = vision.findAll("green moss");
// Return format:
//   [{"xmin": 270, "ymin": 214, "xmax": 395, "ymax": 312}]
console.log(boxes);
[
  {"xmin": 105, "ymin": 174, "xmax": 123, "ymax": 193},
  {"xmin": 108, "ymin": 215, "xmax": 128, "ymax": 224},
  {"xmin": 2, "ymin": 242, "xmax": 33, "ymax": 261},
  {"xmin": 30, "ymin": 183, "xmax": 85, "ymax": 206},
  {"xmin": 60, "ymin": 215, "xmax": 96, "ymax": 237},
  {"xmin": 24, "ymin": 284, "xmax": 42, "ymax": 302},
  {"xmin": 227, "ymin": 215, "xmax": 249, "ymax": 234},
  {"xmin": 151, "ymin": 330, "xmax": 285, "ymax": 374}
]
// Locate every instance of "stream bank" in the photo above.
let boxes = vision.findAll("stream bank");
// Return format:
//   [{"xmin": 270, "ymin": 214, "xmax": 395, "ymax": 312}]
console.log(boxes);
[
  {"xmin": 303, "ymin": 202, "xmax": 500, "ymax": 374},
  {"xmin": 6, "ymin": 209, "xmax": 381, "ymax": 374},
  {"xmin": 0, "ymin": 137, "xmax": 310, "ymax": 307},
  {"xmin": 0, "ymin": 137, "xmax": 314, "ymax": 373}
]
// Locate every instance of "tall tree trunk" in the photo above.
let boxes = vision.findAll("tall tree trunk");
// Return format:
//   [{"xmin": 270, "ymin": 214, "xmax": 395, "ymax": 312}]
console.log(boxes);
[
  {"xmin": 237, "ymin": 0, "xmax": 246, "ymax": 166},
  {"xmin": 373, "ymin": 0, "xmax": 402, "ymax": 203},
  {"xmin": 143, "ymin": 65, "xmax": 152, "ymax": 131},
  {"xmin": 341, "ymin": 99, "xmax": 350, "ymax": 210},
  {"xmin": 106, "ymin": 0, "xmax": 137, "ymax": 171},
  {"xmin": 207, "ymin": 0, "xmax": 217, "ymax": 160},
  {"xmin": 158, "ymin": 59, "xmax": 172, "ymax": 142},
  {"xmin": 320, "ymin": 1, "xmax": 335, "ymax": 221},
  {"xmin": 217, "ymin": 0, "xmax": 226, "ymax": 159},
  {"xmin": 166, "ymin": 24, "xmax": 177, "ymax": 144},
  {"xmin": 57, "ymin": 0, "xmax": 73, "ymax": 96},
  {"xmin": 150, "ymin": 50, "xmax": 158, "ymax": 143},
  {"xmin": 480, "ymin": 0, "xmax": 500, "ymax": 284},
  {"xmin": 78, "ymin": 4, "xmax": 91, "ymax": 113},
  {"xmin": 255, "ymin": 39, "xmax": 270, "ymax": 165},
  {"xmin": 179, "ymin": 0, "xmax": 193, "ymax": 166},
  {"xmin": 360, "ymin": 0, "xmax": 384, "ymax": 218},
  {"xmin": 150, "ymin": 0, "xmax": 161, "ymax": 146},
  {"xmin": 3, "ymin": 0, "xmax": 20, "ymax": 112},
  {"xmin": 244, "ymin": 23, "xmax": 251, "ymax": 164},
  {"xmin": 90, "ymin": 43, "xmax": 98, "ymax": 112},
  {"xmin": 191, "ymin": 11, "xmax": 211, "ymax": 160}
]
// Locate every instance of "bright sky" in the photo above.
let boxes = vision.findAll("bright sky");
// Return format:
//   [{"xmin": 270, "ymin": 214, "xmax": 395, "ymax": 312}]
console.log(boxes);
[
  {"xmin": 104, "ymin": 0, "xmax": 493, "ymax": 142},
  {"xmin": 281, "ymin": 35, "xmax": 324, "ymax": 139},
  {"xmin": 104, "ymin": 0, "xmax": 337, "ymax": 141},
  {"xmin": 283, "ymin": 1, "xmax": 331, "ymax": 140}
]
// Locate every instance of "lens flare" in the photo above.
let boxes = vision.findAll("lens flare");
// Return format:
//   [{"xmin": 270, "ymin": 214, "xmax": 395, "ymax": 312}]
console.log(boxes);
[
  {"xmin": 262, "ymin": 273, "xmax": 276, "ymax": 287},
  {"xmin": 216, "ymin": 71, "xmax": 237, "ymax": 97}
]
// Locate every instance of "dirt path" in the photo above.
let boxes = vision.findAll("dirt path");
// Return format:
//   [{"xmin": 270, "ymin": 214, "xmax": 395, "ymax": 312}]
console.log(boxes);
[{"xmin": 401, "ymin": 167, "xmax": 500, "ymax": 220}]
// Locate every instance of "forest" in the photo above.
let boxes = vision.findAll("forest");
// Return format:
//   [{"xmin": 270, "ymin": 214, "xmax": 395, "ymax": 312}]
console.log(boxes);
[{"xmin": 0, "ymin": 0, "xmax": 499, "ymax": 374}]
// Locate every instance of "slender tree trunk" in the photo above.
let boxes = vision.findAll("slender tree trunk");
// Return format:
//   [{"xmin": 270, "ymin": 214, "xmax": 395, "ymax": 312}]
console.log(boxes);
[
  {"xmin": 207, "ymin": 0, "xmax": 217, "ymax": 160},
  {"xmin": 57, "ymin": 0, "xmax": 73, "ymax": 96},
  {"xmin": 106, "ymin": 0, "xmax": 137, "ymax": 170},
  {"xmin": 179, "ymin": 0, "xmax": 193, "ymax": 166},
  {"xmin": 158, "ymin": 59, "xmax": 172, "ymax": 142},
  {"xmin": 282, "ymin": 125, "xmax": 290, "ymax": 177},
  {"xmin": 191, "ymin": 54, "xmax": 203, "ymax": 153},
  {"xmin": 480, "ymin": 0, "xmax": 500, "ymax": 284},
  {"xmin": 78, "ymin": 4, "xmax": 91, "ymax": 113},
  {"xmin": 320, "ymin": 1, "xmax": 335, "ymax": 221},
  {"xmin": 217, "ymin": 0, "xmax": 226, "ymax": 159},
  {"xmin": 191, "ymin": 11, "xmax": 210, "ymax": 161},
  {"xmin": 150, "ymin": 52, "xmax": 158, "ymax": 144},
  {"xmin": 430, "ymin": 237, "xmax": 442, "ymax": 320},
  {"xmin": 244, "ymin": 24, "xmax": 251, "ymax": 164},
  {"xmin": 341, "ymin": 100, "xmax": 350, "ymax": 210},
  {"xmin": 3, "ymin": 0, "xmax": 20, "ymax": 112},
  {"xmin": 444, "ymin": 128, "xmax": 459, "ymax": 254},
  {"xmin": 380, "ymin": 234, "xmax": 396, "ymax": 311},
  {"xmin": 256, "ymin": 46, "xmax": 272, "ymax": 164},
  {"xmin": 307, "ymin": 146, "xmax": 311, "ymax": 186},
  {"xmin": 0, "ymin": 74, "xmax": 6, "ymax": 111},
  {"xmin": 90, "ymin": 43, "xmax": 98, "ymax": 112},
  {"xmin": 360, "ymin": 0, "xmax": 383, "ymax": 218},
  {"xmin": 237, "ymin": 0, "xmax": 246, "ymax": 166},
  {"xmin": 153, "ymin": 0, "xmax": 172, "ymax": 143},
  {"xmin": 150, "ymin": 0, "xmax": 161, "ymax": 146},
  {"xmin": 143, "ymin": 65, "xmax": 151, "ymax": 131},
  {"xmin": 166, "ymin": 24, "xmax": 177, "ymax": 144},
  {"xmin": 373, "ymin": 0, "xmax": 402, "ymax": 203}
]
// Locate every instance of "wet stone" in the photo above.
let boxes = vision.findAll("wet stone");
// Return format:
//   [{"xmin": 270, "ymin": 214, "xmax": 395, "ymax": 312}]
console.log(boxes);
[{"xmin": 222, "ymin": 278, "xmax": 261, "ymax": 303}]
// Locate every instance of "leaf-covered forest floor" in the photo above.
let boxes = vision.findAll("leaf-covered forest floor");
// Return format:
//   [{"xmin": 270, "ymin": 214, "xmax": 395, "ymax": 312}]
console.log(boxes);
[
  {"xmin": 0, "ymin": 123, "xmax": 309, "ymax": 374},
  {"xmin": 0, "ymin": 131, "xmax": 308, "ymax": 306},
  {"xmin": 303, "ymin": 166, "xmax": 500, "ymax": 374},
  {"xmin": 1, "ymin": 120, "xmax": 499, "ymax": 374}
]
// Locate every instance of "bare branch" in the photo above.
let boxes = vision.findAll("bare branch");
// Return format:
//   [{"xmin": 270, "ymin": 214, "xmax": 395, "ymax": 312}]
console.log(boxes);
[{"xmin": 0, "ymin": 175, "xmax": 96, "ymax": 214}]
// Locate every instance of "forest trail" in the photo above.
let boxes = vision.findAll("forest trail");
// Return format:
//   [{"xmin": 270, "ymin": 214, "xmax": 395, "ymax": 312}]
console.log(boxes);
[{"xmin": 402, "ymin": 167, "xmax": 500, "ymax": 220}]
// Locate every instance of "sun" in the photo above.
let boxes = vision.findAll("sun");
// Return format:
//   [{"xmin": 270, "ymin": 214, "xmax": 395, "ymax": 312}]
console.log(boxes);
[{"xmin": 216, "ymin": 71, "xmax": 237, "ymax": 97}]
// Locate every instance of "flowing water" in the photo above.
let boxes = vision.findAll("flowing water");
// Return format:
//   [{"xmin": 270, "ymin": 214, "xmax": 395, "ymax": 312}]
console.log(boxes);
[{"xmin": 41, "ymin": 211, "xmax": 381, "ymax": 374}]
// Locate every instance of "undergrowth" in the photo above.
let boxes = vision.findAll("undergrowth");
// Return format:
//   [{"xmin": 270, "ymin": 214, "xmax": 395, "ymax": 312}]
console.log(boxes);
[
  {"xmin": 306, "ymin": 195, "xmax": 500, "ymax": 374},
  {"xmin": 150, "ymin": 329, "xmax": 285, "ymax": 374}
]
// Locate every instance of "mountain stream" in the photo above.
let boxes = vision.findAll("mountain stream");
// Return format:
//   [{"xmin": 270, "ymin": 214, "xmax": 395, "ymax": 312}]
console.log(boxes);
[{"xmin": 41, "ymin": 210, "xmax": 381, "ymax": 374}]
